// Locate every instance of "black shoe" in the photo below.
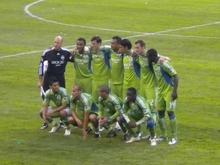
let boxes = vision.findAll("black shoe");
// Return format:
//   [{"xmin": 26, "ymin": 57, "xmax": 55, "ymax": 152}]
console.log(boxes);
[
  {"xmin": 106, "ymin": 132, "xmax": 117, "ymax": 138},
  {"xmin": 95, "ymin": 132, "xmax": 101, "ymax": 138},
  {"xmin": 40, "ymin": 123, "xmax": 48, "ymax": 130}
]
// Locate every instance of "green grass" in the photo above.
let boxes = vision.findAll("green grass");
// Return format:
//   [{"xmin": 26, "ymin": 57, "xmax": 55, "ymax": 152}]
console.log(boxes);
[{"xmin": 0, "ymin": 0, "xmax": 220, "ymax": 164}]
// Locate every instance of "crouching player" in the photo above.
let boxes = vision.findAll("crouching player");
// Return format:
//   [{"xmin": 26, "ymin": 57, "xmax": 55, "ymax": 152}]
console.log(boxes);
[
  {"xmin": 98, "ymin": 85, "xmax": 125, "ymax": 138},
  {"xmin": 117, "ymin": 88, "xmax": 157, "ymax": 146},
  {"xmin": 68, "ymin": 85, "xmax": 99, "ymax": 139},
  {"xmin": 39, "ymin": 77, "xmax": 71, "ymax": 135}
]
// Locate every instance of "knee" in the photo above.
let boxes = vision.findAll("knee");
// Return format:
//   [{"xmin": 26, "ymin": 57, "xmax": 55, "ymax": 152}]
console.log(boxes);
[
  {"xmin": 167, "ymin": 111, "xmax": 174, "ymax": 118},
  {"xmin": 118, "ymin": 117, "xmax": 126, "ymax": 124},
  {"xmin": 39, "ymin": 109, "xmax": 43, "ymax": 116},
  {"xmin": 147, "ymin": 121, "xmax": 154, "ymax": 129},
  {"xmin": 68, "ymin": 117, "xmax": 75, "ymax": 124},
  {"xmin": 89, "ymin": 114, "xmax": 97, "ymax": 122},
  {"xmin": 158, "ymin": 111, "xmax": 165, "ymax": 118}
]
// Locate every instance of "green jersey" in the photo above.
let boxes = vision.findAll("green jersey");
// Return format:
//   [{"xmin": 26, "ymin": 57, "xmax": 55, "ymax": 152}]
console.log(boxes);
[
  {"xmin": 153, "ymin": 60, "xmax": 177, "ymax": 94},
  {"xmin": 110, "ymin": 50, "xmax": 124, "ymax": 84},
  {"xmin": 70, "ymin": 93, "xmax": 98, "ymax": 119},
  {"xmin": 91, "ymin": 48, "xmax": 111, "ymax": 81},
  {"xmin": 137, "ymin": 54, "xmax": 156, "ymax": 88},
  {"xmin": 73, "ymin": 51, "xmax": 92, "ymax": 79},
  {"xmin": 98, "ymin": 93, "xmax": 122, "ymax": 121},
  {"xmin": 122, "ymin": 95, "xmax": 152, "ymax": 125},
  {"xmin": 123, "ymin": 52, "xmax": 140, "ymax": 88},
  {"xmin": 43, "ymin": 87, "xmax": 69, "ymax": 107}
]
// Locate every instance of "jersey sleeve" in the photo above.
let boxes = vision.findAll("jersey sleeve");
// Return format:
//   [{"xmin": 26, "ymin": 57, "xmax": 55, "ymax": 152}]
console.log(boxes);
[
  {"xmin": 109, "ymin": 98, "xmax": 121, "ymax": 121},
  {"xmin": 70, "ymin": 97, "xmax": 76, "ymax": 109},
  {"xmin": 84, "ymin": 97, "xmax": 92, "ymax": 113},
  {"xmin": 38, "ymin": 50, "xmax": 48, "ymax": 76},
  {"xmin": 162, "ymin": 61, "xmax": 177, "ymax": 76}
]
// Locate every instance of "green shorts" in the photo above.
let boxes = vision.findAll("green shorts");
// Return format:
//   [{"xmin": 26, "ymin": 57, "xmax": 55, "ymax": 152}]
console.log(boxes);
[
  {"xmin": 74, "ymin": 77, "xmax": 92, "ymax": 95},
  {"xmin": 92, "ymin": 79, "xmax": 109, "ymax": 102},
  {"xmin": 157, "ymin": 90, "xmax": 176, "ymax": 111},
  {"xmin": 111, "ymin": 83, "xmax": 123, "ymax": 99},
  {"xmin": 139, "ymin": 86, "xmax": 157, "ymax": 109}
]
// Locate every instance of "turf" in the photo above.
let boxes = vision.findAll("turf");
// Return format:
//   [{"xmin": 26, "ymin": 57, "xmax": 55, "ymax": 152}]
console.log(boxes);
[{"xmin": 0, "ymin": 0, "xmax": 220, "ymax": 164}]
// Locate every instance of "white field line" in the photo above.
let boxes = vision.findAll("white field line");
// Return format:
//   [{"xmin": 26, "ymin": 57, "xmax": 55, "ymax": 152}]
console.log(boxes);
[{"xmin": 1, "ymin": 0, "xmax": 219, "ymax": 60}]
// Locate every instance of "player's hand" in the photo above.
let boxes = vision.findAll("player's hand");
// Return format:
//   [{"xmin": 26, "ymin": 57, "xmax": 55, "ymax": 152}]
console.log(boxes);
[
  {"xmin": 47, "ymin": 45, "xmax": 53, "ymax": 50},
  {"xmin": 82, "ymin": 130, "xmax": 88, "ymax": 139},
  {"xmin": 158, "ymin": 56, "xmax": 166, "ymax": 65},
  {"xmin": 129, "ymin": 122, "xmax": 137, "ymax": 128},
  {"xmin": 132, "ymin": 51, "xmax": 138, "ymax": 58},
  {"xmin": 38, "ymin": 81, "xmax": 43, "ymax": 88},
  {"xmin": 172, "ymin": 91, "xmax": 178, "ymax": 100},
  {"xmin": 99, "ymin": 117, "xmax": 108, "ymax": 126},
  {"xmin": 76, "ymin": 119, "xmax": 83, "ymax": 128}
]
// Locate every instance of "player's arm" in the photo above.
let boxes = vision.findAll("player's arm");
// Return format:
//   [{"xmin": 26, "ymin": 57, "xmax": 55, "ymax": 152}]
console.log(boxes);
[
  {"xmin": 172, "ymin": 74, "xmax": 178, "ymax": 100},
  {"xmin": 158, "ymin": 55, "xmax": 171, "ymax": 65},
  {"xmin": 82, "ymin": 100, "xmax": 92, "ymax": 139},
  {"xmin": 42, "ymin": 93, "xmax": 50, "ymax": 119},
  {"xmin": 98, "ymin": 99, "xmax": 104, "ymax": 118},
  {"xmin": 120, "ymin": 101, "xmax": 131, "ymax": 124},
  {"xmin": 109, "ymin": 103, "xmax": 121, "ymax": 121}
]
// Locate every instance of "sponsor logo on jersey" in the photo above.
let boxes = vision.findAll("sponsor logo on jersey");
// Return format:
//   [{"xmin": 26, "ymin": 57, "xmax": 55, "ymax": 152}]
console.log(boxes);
[{"xmin": 61, "ymin": 55, "xmax": 65, "ymax": 61}]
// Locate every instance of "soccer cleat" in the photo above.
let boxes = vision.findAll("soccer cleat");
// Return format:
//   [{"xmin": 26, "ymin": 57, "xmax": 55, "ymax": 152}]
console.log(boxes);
[
  {"xmin": 150, "ymin": 138, "xmax": 157, "ymax": 146},
  {"xmin": 99, "ymin": 126, "xmax": 105, "ymax": 132},
  {"xmin": 122, "ymin": 134, "xmax": 130, "ymax": 141},
  {"xmin": 94, "ymin": 132, "xmax": 101, "ymax": 138},
  {"xmin": 106, "ymin": 132, "xmax": 117, "ymax": 138},
  {"xmin": 114, "ymin": 123, "xmax": 122, "ymax": 131},
  {"xmin": 156, "ymin": 135, "xmax": 168, "ymax": 141},
  {"xmin": 136, "ymin": 132, "xmax": 143, "ymax": 138},
  {"xmin": 60, "ymin": 122, "xmax": 66, "ymax": 129},
  {"xmin": 49, "ymin": 125, "xmax": 60, "ymax": 133},
  {"xmin": 126, "ymin": 136, "xmax": 140, "ymax": 143},
  {"xmin": 64, "ymin": 129, "xmax": 71, "ymax": 136},
  {"xmin": 142, "ymin": 134, "xmax": 151, "ymax": 140},
  {"xmin": 168, "ymin": 138, "xmax": 178, "ymax": 145},
  {"xmin": 86, "ymin": 127, "xmax": 93, "ymax": 134},
  {"xmin": 40, "ymin": 123, "xmax": 48, "ymax": 130}
]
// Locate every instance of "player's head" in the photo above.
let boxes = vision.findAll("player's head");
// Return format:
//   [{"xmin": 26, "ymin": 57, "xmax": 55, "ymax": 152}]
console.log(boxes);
[
  {"xmin": 126, "ymin": 88, "xmax": 137, "ymax": 102},
  {"xmin": 77, "ymin": 38, "xmax": 86, "ymax": 52},
  {"xmin": 91, "ymin": 36, "xmax": 102, "ymax": 51},
  {"xmin": 135, "ymin": 40, "xmax": 146, "ymax": 55},
  {"xmin": 49, "ymin": 77, "xmax": 59, "ymax": 93},
  {"xmin": 146, "ymin": 48, "xmax": 158, "ymax": 63},
  {"xmin": 54, "ymin": 36, "xmax": 63, "ymax": 51},
  {"xmin": 119, "ymin": 39, "xmax": 132, "ymax": 53},
  {"xmin": 111, "ymin": 36, "xmax": 122, "ymax": 52},
  {"xmin": 71, "ymin": 85, "xmax": 82, "ymax": 98},
  {"xmin": 98, "ymin": 85, "xmax": 110, "ymax": 99}
]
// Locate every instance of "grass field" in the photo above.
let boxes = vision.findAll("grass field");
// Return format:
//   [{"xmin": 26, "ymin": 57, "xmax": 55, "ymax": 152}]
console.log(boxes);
[{"xmin": 0, "ymin": 0, "xmax": 220, "ymax": 164}]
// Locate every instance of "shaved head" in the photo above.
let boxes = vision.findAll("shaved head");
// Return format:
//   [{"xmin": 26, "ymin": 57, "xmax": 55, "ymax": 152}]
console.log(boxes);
[
  {"xmin": 54, "ymin": 36, "xmax": 63, "ymax": 51},
  {"xmin": 72, "ymin": 85, "xmax": 82, "ymax": 91},
  {"xmin": 99, "ymin": 85, "xmax": 110, "ymax": 94},
  {"xmin": 55, "ymin": 36, "xmax": 63, "ymax": 42}
]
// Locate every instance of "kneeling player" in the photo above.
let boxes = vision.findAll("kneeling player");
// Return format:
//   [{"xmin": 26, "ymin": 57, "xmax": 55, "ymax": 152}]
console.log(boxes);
[
  {"xmin": 39, "ymin": 77, "xmax": 71, "ymax": 135},
  {"xmin": 68, "ymin": 85, "xmax": 99, "ymax": 139},
  {"xmin": 117, "ymin": 88, "xmax": 157, "ymax": 146},
  {"xmin": 98, "ymin": 85, "xmax": 124, "ymax": 138}
]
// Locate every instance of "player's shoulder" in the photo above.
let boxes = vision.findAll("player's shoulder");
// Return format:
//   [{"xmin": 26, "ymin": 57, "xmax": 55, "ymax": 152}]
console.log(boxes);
[
  {"xmin": 109, "ymin": 94, "xmax": 120, "ymax": 104},
  {"xmin": 45, "ymin": 89, "xmax": 52, "ymax": 96},
  {"xmin": 42, "ymin": 47, "xmax": 54, "ymax": 56},
  {"xmin": 59, "ymin": 87, "xmax": 68, "ymax": 95},
  {"xmin": 61, "ymin": 47, "xmax": 70, "ymax": 53},
  {"xmin": 81, "ymin": 93, "xmax": 91, "ymax": 104},
  {"xmin": 136, "ymin": 95, "xmax": 147, "ymax": 106}
]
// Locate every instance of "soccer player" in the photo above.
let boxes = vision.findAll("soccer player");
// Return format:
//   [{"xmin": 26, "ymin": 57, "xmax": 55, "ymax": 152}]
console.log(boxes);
[
  {"xmin": 90, "ymin": 36, "xmax": 111, "ymax": 102},
  {"xmin": 68, "ymin": 85, "xmax": 100, "ymax": 139},
  {"xmin": 117, "ymin": 88, "xmax": 157, "ymax": 146},
  {"xmin": 38, "ymin": 36, "xmax": 71, "ymax": 130},
  {"xmin": 109, "ymin": 36, "xmax": 124, "ymax": 99},
  {"xmin": 72, "ymin": 38, "xmax": 92, "ymax": 94},
  {"xmin": 147, "ymin": 49, "xmax": 179, "ymax": 145},
  {"xmin": 119, "ymin": 39, "xmax": 140, "ymax": 100},
  {"xmin": 98, "ymin": 85, "xmax": 124, "ymax": 137},
  {"xmin": 39, "ymin": 77, "xmax": 71, "ymax": 135}
]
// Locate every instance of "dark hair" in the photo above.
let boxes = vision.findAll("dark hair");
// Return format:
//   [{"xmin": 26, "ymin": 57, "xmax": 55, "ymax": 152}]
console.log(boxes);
[
  {"xmin": 127, "ymin": 88, "xmax": 136, "ymax": 95},
  {"xmin": 135, "ymin": 40, "xmax": 146, "ymax": 48},
  {"xmin": 91, "ymin": 36, "xmax": 102, "ymax": 44},
  {"xmin": 146, "ymin": 49, "xmax": 158, "ymax": 57},
  {"xmin": 119, "ymin": 39, "xmax": 132, "ymax": 50},
  {"xmin": 49, "ymin": 77, "xmax": 59, "ymax": 86},
  {"xmin": 112, "ymin": 36, "xmax": 122, "ymax": 44},
  {"xmin": 99, "ymin": 85, "xmax": 110, "ymax": 94},
  {"xmin": 72, "ymin": 85, "xmax": 82, "ymax": 91},
  {"xmin": 77, "ymin": 38, "xmax": 86, "ymax": 45}
]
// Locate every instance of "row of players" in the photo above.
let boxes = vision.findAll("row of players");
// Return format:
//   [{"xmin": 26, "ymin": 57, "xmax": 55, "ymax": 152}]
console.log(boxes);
[{"xmin": 38, "ymin": 36, "xmax": 179, "ymax": 145}]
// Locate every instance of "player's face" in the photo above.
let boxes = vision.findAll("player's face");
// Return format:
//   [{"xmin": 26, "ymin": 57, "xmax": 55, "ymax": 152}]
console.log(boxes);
[
  {"xmin": 50, "ymin": 82, "xmax": 59, "ymax": 93},
  {"xmin": 119, "ymin": 45, "xmax": 126, "ymax": 53},
  {"xmin": 71, "ymin": 87, "xmax": 81, "ymax": 98},
  {"xmin": 135, "ymin": 43, "xmax": 145, "ymax": 55},
  {"xmin": 98, "ymin": 89, "xmax": 106, "ymax": 99},
  {"xmin": 126, "ymin": 91, "xmax": 136, "ymax": 102},
  {"xmin": 54, "ymin": 38, "xmax": 62, "ymax": 51},
  {"xmin": 111, "ymin": 39, "xmax": 119, "ymax": 51},
  {"xmin": 91, "ymin": 40, "xmax": 101, "ymax": 51},
  {"xmin": 77, "ymin": 41, "xmax": 85, "ymax": 52}
]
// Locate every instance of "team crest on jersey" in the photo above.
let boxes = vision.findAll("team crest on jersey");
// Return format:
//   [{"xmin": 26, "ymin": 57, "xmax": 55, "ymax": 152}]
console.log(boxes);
[
  {"xmin": 57, "ymin": 95, "xmax": 61, "ymax": 101},
  {"xmin": 129, "ymin": 57, "xmax": 132, "ymax": 63},
  {"xmin": 61, "ymin": 55, "xmax": 65, "ymax": 61},
  {"xmin": 83, "ymin": 55, "xmax": 89, "ymax": 60}
]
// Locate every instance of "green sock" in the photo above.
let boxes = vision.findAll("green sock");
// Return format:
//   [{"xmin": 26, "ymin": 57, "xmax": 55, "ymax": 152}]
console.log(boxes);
[
  {"xmin": 124, "ymin": 123, "xmax": 137, "ymax": 137},
  {"xmin": 169, "ymin": 117, "xmax": 177, "ymax": 139},
  {"xmin": 158, "ymin": 117, "xmax": 167, "ymax": 137},
  {"xmin": 149, "ymin": 127, "xmax": 156, "ymax": 139},
  {"xmin": 137, "ymin": 125, "xmax": 142, "ymax": 133},
  {"xmin": 63, "ymin": 120, "xmax": 70, "ymax": 129}
]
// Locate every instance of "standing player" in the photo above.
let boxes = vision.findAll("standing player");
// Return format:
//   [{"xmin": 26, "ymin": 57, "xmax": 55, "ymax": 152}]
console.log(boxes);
[
  {"xmin": 68, "ymin": 85, "xmax": 100, "ymax": 139},
  {"xmin": 39, "ymin": 77, "xmax": 71, "ymax": 135},
  {"xmin": 72, "ymin": 38, "xmax": 92, "ymax": 94},
  {"xmin": 117, "ymin": 88, "xmax": 157, "ymax": 146},
  {"xmin": 119, "ymin": 39, "xmax": 140, "ymax": 100},
  {"xmin": 98, "ymin": 85, "xmax": 124, "ymax": 137},
  {"xmin": 90, "ymin": 36, "xmax": 111, "ymax": 102},
  {"xmin": 38, "ymin": 36, "xmax": 71, "ymax": 130},
  {"xmin": 109, "ymin": 36, "xmax": 124, "ymax": 99},
  {"xmin": 147, "ymin": 49, "xmax": 179, "ymax": 145}
]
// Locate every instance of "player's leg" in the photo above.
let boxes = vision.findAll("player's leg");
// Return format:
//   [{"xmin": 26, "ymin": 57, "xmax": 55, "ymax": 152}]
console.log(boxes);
[
  {"xmin": 82, "ymin": 77, "xmax": 92, "ymax": 95},
  {"xmin": 60, "ymin": 108, "xmax": 71, "ymax": 136},
  {"xmin": 117, "ymin": 117, "xmax": 130, "ymax": 141},
  {"xmin": 104, "ymin": 119, "xmax": 117, "ymax": 138},
  {"xmin": 92, "ymin": 80, "xmax": 100, "ymax": 103},
  {"xmin": 89, "ymin": 114, "xmax": 100, "ymax": 138},
  {"xmin": 165, "ymin": 91, "xmax": 178, "ymax": 145},
  {"xmin": 39, "ymin": 108, "xmax": 49, "ymax": 130},
  {"xmin": 146, "ymin": 119, "xmax": 157, "ymax": 146},
  {"xmin": 139, "ymin": 81, "xmax": 146, "ymax": 99}
]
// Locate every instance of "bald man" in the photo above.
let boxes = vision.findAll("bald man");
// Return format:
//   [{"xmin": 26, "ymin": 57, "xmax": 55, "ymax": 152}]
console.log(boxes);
[{"xmin": 38, "ymin": 36, "xmax": 71, "ymax": 130}]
